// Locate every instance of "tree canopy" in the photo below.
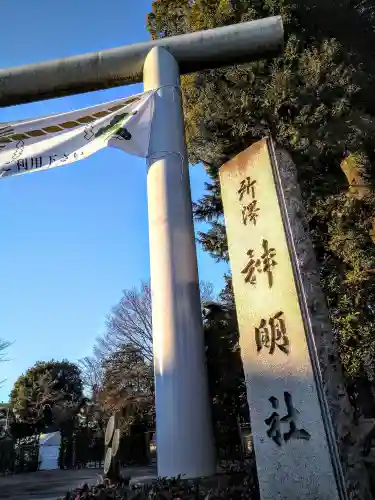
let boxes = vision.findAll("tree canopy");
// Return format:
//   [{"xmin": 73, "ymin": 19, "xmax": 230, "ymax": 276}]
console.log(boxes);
[
  {"xmin": 10, "ymin": 360, "xmax": 84, "ymax": 433},
  {"xmin": 99, "ymin": 344, "xmax": 154, "ymax": 433},
  {"xmin": 146, "ymin": 0, "xmax": 375, "ymax": 394}
]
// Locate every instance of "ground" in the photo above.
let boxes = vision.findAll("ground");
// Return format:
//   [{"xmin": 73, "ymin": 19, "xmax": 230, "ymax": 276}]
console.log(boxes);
[{"xmin": 0, "ymin": 466, "xmax": 156, "ymax": 499}]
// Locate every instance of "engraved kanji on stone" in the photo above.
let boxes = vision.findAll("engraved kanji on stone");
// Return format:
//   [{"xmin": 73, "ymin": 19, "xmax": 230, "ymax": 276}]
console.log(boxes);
[
  {"xmin": 265, "ymin": 392, "xmax": 311, "ymax": 447},
  {"xmin": 265, "ymin": 396, "xmax": 282, "ymax": 446},
  {"xmin": 259, "ymin": 239, "xmax": 277, "ymax": 288},
  {"xmin": 281, "ymin": 392, "xmax": 311, "ymax": 443},
  {"xmin": 255, "ymin": 311, "xmax": 290, "ymax": 355},
  {"xmin": 241, "ymin": 249, "xmax": 260, "ymax": 285},
  {"xmin": 242, "ymin": 200, "xmax": 260, "ymax": 226},
  {"xmin": 238, "ymin": 176, "xmax": 256, "ymax": 201},
  {"xmin": 241, "ymin": 239, "xmax": 277, "ymax": 288}
]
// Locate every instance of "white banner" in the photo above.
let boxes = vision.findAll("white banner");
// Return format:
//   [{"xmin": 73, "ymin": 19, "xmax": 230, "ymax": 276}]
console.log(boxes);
[{"xmin": 0, "ymin": 90, "xmax": 155, "ymax": 179}]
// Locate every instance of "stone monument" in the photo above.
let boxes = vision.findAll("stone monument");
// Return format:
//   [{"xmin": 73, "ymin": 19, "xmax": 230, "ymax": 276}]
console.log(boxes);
[{"xmin": 219, "ymin": 138, "xmax": 352, "ymax": 500}]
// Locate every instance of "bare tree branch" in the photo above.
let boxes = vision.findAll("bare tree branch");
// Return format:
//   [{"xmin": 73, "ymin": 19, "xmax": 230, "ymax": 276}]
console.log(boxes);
[
  {"xmin": 93, "ymin": 279, "xmax": 216, "ymax": 365},
  {"xmin": 199, "ymin": 280, "xmax": 216, "ymax": 305},
  {"xmin": 78, "ymin": 354, "xmax": 104, "ymax": 394},
  {"xmin": 0, "ymin": 339, "xmax": 11, "ymax": 387},
  {"xmin": 0, "ymin": 339, "xmax": 11, "ymax": 363},
  {"xmin": 98, "ymin": 280, "xmax": 154, "ymax": 363},
  {"xmin": 79, "ymin": 278, "xmax": 216, "ymax": 431}
]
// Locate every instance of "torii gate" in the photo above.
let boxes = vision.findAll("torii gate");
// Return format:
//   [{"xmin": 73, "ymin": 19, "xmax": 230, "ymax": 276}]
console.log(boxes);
[{"xmin": 0, "ymin": 16, "xmax": 284, "ymax": 478}]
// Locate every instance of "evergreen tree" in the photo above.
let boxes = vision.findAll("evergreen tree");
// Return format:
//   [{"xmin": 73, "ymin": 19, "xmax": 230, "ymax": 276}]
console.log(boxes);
[
  {"xmin": 147, "ymin": 0, "xmax": 375, "ymax": 394},
  {"xmin": 10, "ymin": 360, "xmax": 83, "ymax": 433},
  {"xmin": 203, "ymin": 301, "xmax": 249, "ymax": 460},
  {"xmin": 99, "ymin": 344, "xmax": 154, "ymax": 433}
]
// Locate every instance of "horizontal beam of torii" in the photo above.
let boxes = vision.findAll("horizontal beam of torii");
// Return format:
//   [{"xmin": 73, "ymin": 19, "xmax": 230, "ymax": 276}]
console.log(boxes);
[
  {"xmin": 0, "ymin": 16, "xmax": 284, "ymax": 481},
  {"xmin": 0, "ymin": 16, "xmax": 283, "ymax": 106}
]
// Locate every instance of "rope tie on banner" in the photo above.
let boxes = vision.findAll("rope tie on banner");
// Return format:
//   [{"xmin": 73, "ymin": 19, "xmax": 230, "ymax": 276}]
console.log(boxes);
[{"xmin": 146, "ymin": 85, "xmax": 186, "ymax": 183}]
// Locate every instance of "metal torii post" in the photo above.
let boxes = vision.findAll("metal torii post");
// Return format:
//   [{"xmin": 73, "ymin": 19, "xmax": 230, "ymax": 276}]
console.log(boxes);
[{"xmin": 0, "ymin": 16, "xmax": 284, "ymax": 478}]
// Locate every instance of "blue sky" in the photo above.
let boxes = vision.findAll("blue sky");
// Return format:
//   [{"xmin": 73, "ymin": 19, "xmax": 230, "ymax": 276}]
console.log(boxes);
[{"xmin": 0, "ymin": 0, "xmax": 228, "ymax": 401}]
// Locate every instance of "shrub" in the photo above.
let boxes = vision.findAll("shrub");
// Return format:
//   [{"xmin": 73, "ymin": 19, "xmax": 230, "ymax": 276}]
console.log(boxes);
[{"xmin": 60, "ymin": 462, "xmax": 259, "ymax": 499}]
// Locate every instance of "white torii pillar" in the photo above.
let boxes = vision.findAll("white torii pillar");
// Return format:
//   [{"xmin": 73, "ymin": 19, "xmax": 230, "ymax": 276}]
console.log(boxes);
[
  {"xmin": 144, "ymin": 47, "xmax": 215, "ymax": 478},
  {"xmin": 0, "ymin": 16, "xmax": 284, "ymax": 479}
]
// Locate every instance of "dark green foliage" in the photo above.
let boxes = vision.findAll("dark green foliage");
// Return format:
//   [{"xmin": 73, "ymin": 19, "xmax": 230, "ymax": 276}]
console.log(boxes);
[
  {"xmin": 203, "ymin": 302, "xmax": 249, "ymax": 460},
  {"xmin": 0, "ymin": 435, "xmax": 39, "ymax": 474},
  {"xmin": 0, "ymin": 437, "xmax": 16, "ymax": 474},
  {"xmin": 10, "ymin": 360, "xmax": 84, "ymax": 432},
  {"xmin": 56, "ymin": 428, "xmax": 148, "ymax": 470},
  {"xmin": 147, "ymin": 0, "xmax": 375, "ymax": 391},
  {"xmin": 99, "ymin": 345, "xmax": 154, "ymax": 434},
  {"xmin": 62, "ymin": 462, "xmax": 258, "ymax": 499},
  {"xmin": 218, "ymin": 275, "xmax": 235, "ymax": 309}
]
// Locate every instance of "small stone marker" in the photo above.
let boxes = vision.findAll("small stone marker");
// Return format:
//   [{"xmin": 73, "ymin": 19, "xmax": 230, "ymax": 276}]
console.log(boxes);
[
  {"xmin": 219, "ymin": 138, "xmax": 346, "ymax": 500},
  {"xmin": 103, "ymin": 412, "xmax": 121, "ymax": 481}
]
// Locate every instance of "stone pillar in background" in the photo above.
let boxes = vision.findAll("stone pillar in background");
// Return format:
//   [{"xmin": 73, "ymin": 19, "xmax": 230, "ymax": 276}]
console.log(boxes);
[
  {"xmin": 103, "ymin": 412, "xmax": 121, "ymax": 482},
  {"xmin": 219, "ymin": 138, "xmax": 370, "ymax": 500}
]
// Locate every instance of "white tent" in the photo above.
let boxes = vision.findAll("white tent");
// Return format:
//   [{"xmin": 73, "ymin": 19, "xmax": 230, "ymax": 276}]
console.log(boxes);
[{"xmin": 38, "ymin": 431, "xmax": 61, "ymax": 470}]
